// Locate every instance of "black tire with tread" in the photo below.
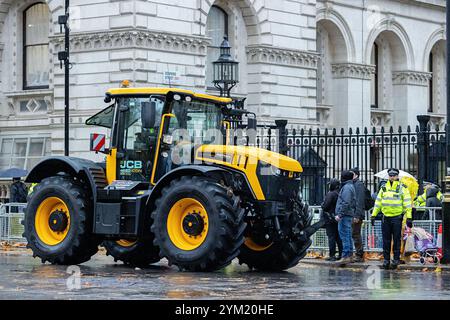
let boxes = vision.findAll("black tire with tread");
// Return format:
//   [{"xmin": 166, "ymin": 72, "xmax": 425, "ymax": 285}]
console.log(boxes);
[
  {"xmin": 103, "ymin": 238, "xmax": 160, "ymax": 267},
  {"xmin": 23, "ymin": 176, "xmax": 101, "ymax": 265},
  {"xmin": 238, "ymin": 233, "xmax": 313, "ymax": 272},
  {"xmin": 151, "ymin": 176, "xmax": 246, "ymax": 272}
]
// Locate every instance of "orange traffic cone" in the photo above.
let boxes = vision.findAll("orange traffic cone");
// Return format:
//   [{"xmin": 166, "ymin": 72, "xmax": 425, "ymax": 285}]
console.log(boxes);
[{"xmin": 437, "ymin": 224, "xmax": 443, "ymax": 258}]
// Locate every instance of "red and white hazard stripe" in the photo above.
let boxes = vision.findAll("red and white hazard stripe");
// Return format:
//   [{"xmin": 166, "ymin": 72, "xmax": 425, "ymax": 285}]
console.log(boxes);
[{"xmin": 91, "ymin": 133, "xmax": 106, "ymax": 152}]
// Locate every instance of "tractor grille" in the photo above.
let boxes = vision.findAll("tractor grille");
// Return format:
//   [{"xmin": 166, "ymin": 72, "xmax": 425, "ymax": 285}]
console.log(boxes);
[{"xmin": 89, "ymin": 167, "xmax": 107, "ymax": 188}]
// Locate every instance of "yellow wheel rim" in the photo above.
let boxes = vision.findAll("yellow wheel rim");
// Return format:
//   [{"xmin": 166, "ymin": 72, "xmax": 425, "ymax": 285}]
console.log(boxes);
[
  {"xmin": 244, "ymin": 238, "xmax": 273, "ymax": 252},
  {"xmin": 35, "ymin": 197, "xmax": 70, "ymax": 246},
  {"xmin": 167, "ymin": 198, "xmax": 209, "ymax": 251},
  {"xmin": 116, "ymin": 239, "xmax": 137, "ymax": 247}
]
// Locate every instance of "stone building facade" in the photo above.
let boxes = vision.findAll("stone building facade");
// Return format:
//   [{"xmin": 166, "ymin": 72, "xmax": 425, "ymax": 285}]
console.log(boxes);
[{"xmin": 0, "ymin": 0, "xmax": 447, "ymax": 170}]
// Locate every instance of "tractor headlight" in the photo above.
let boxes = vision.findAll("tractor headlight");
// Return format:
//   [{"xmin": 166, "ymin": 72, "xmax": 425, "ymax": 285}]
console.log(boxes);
[{"xmin": 260, "ymin": 161, "xmax": 300, "ymax": 179}]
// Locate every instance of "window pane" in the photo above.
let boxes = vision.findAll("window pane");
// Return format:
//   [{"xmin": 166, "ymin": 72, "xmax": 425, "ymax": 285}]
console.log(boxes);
[
  {"xmin": 0, "ymin": 158, "xmax": 11, "ymax": 171},
  {"xmin": 27, "ymin": 158, "xmax": 42, "ymax": 170},
  {"xmin": 26, "ymin": 45, "xmax": 49, "ymax": 87},
  {"xmin": 25, "ymin": 3, "xmax": 49, "ymax": 45},
  {"xmin": 29, "ymin": 138, "xmax": 45, "ymax": 156},
  {"xmin": 11, "ymin": 158, "xmax": 26, "ymax": 169},
  {"xmin": 1, "ymin": 139, "xmax": 13, "ymax": 155},
  {"xmin": 206, "ymin": 7, "xmax": 227, "ymax": 47},
  {"xmin": 13, "ymin": 139, "xmax": 28, "ymax": 157}
]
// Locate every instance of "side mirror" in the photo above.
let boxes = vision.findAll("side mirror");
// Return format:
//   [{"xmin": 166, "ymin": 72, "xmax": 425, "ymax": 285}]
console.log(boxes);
[
  {"xmin": 90, "ymin": 133, "xmax": 107, "ymax": 154},
  {"xmin": 141, "ymin": 102, "xmax": 156, "ymax": 129},
  {"xmin": 248, "ymin": 117, "xmax": 257, "ymax": 130}
]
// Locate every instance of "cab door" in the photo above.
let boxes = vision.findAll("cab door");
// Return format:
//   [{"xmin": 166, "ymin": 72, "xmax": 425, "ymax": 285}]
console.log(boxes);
[{"xmin": 115, "ymin": 96, "xmax": 164, "ymax": 182}]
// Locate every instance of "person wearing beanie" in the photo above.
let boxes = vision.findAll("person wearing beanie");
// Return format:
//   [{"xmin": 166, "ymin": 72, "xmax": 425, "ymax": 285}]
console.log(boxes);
[
  {"xmin": 334, "ymin": 170, "xmax": 357, "ymax": 266},
  {"xmin": 350, "ymin": 167, "xmax": 366, "ymax": 262},
  {"xmin": 321, "ymin": 178, "xmax": 343, "ymax": 261}
]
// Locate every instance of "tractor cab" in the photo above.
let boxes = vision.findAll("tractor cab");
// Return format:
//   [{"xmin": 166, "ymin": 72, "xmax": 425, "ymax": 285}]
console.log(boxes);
[{"xmin": 86, "ymin": 88, "xmax": 234, "ymax": 186}]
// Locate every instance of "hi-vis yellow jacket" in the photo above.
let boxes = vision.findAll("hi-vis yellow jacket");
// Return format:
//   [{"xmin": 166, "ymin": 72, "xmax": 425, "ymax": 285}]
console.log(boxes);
[
  {"xmin": 372, "ymin": 180, "xmax": 412, "ymax": 219},
  {"xmin": 414, "ymin": 190, "xmax": 443, "ymax": 208}
]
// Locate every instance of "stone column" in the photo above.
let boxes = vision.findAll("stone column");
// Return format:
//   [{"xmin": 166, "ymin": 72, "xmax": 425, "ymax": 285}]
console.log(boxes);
[
  {"xmin": 331, "ymin": 63, "xmax": 375, "ymax": 128},
  {"xmin": 392, "ymin": 71, "xmax": 432, "ymax": 127}
]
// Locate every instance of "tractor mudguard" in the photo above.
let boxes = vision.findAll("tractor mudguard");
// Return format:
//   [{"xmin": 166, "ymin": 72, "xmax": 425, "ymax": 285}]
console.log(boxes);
[
  {"xmin": 25, "ymin": 156, "xmax": 107, "ymax": 199},
  {"xmin": 147, "ymin": 165, "xmax": 240, "ymax": 206}
]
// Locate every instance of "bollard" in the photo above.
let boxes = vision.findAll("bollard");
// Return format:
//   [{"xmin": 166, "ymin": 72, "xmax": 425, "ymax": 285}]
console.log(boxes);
[{"xmin": 441, "ymin": 176, "xmax": 450, "ymax": 263}]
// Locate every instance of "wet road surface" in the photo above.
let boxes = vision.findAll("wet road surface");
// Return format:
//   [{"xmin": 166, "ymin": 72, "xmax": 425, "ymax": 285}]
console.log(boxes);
[{"xmin": 1, "ymin": 250, "xmax": 450, "ymax": 300}]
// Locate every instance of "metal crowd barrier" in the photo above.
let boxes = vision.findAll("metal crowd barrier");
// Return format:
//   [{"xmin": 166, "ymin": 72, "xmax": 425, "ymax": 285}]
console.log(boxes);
[
  {"xmin": 309, "ymin": 206, "xmax": 443, "ymax": 253},
  {"xmin": 0, "ymin": 203, "xmax": 444, "ymax": 251},
  {"xmin": 0, "ymin": 203, "xmax": 26, "ymax": 243}
]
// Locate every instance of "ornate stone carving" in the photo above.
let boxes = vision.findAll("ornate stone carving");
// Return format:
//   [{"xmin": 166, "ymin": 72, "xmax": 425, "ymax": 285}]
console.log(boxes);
[
  {"xmin": 392, "ymin": 71, "xmax": 432, "ymax": 86},
  {"xmin": 4, "ymin": 90, "xmax": 53, "ymax": 116},
  {"xmin": 331, "ymin": 63, "xmax": 376, "ymax": 80},
  {"xmin": 371, "ymin": 110, "xmax": 393, "ymax": 127},
  {"xmin": 246, "ymin": 45, "xmax": 319, "ymax": 69},
  {"xmin": 50, "ymin": 29, "xmax": 210, "ymax": 56}
]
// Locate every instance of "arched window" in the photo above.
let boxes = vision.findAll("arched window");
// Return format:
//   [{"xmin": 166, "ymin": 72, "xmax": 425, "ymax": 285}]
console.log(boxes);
[
  {"xmin": 23, "ymin": 3, "xmax": 49, "ymax": 89},
  {"xmin": 371, "ymin": 43, "xmax": 379, "ymax": 108},
  {"xmin": 427, "ymin": 40, "xmax": 446, "ymax": 115},
  {"xmin": 206, "ymin": 6, "xmax": 228, "ymax": 89}
]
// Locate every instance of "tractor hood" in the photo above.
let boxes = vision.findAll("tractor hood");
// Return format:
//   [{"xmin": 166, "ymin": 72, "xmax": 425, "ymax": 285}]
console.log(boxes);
[
  {"xmin": 196, "ymin": 145, "xmax": 302, "ymax": 172},
  {"xmin": 195, "ymin": 145, "xmax": 302, "ymax": 201}
]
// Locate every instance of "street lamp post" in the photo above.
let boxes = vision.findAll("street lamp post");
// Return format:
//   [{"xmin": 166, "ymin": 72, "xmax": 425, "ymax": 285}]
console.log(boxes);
[
  {"xmin": 58, "ymin": 0, "xmax": 70, "ymax": 156},
  {"xmin": 213, "ymin": 36, "xmax": 239, "ymax": 97}
]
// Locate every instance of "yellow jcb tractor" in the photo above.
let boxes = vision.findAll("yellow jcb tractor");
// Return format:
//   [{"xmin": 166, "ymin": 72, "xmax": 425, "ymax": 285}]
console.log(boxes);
[{"xmin": 23, "ymin": 87, "xmax": 315, "ymax": 271}]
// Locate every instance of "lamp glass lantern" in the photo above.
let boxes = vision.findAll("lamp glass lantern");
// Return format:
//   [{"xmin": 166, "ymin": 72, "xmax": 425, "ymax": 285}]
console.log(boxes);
[{"xmin": 213, "ymin": 36, "xmax": 239, "ymax": 97}]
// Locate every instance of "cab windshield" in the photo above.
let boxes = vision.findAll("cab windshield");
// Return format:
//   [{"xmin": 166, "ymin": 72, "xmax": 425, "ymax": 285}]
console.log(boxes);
[{"xmin": 169, "ymin": 98, "xmax": 223, "ymax": 145}]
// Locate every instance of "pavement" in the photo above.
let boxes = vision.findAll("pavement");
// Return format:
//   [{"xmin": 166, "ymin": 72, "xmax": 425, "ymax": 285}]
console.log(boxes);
[
  {"xmin": 1, "ymin": 247, "xmax": 450, "ymax": 300},
  {"xmin": 303, "ymin": 256, "xmax": 450, "ymax": 272}
]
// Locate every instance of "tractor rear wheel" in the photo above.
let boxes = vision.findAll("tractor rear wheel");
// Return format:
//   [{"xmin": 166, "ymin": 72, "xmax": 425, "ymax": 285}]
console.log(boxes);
[
  {"xmin": 238, "ymin": 237, "xmax": 312, "ymax": 272},
  {"xmin": 103, "ymin": 238, "xmax": 160, "ymax": 267},
  {"xmin": 23, "ymin": 176, "xmax": 101, "ymax": 265},
  {"xmin": 151, "ymin": 176, "xmax": 246, "ymax": 272}
]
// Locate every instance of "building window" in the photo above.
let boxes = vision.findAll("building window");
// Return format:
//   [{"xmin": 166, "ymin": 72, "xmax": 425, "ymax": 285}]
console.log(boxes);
[
  {"xmin": 23, "ymin": 3, "xmax": 50, "ymax": 90},
  {"xmin": 428, "ymin": 52, "xmax": 433, "ymax": 113},
  {"xmin": 0, "ymin": 137, "xmax": 51, "ymax": 171},
  {"xmin": 371, "ymin": 43, "xmax": 379, "ymax": 109},
  {"xmin": 206, "ymin": 5, "xmax": 228, "ymax": 89}
]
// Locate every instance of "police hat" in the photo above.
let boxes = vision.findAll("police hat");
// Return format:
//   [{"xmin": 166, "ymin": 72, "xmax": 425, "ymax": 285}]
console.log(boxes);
[{"xmin": 387, "ymin": 168, "xmax": 400, "ymax": 177}]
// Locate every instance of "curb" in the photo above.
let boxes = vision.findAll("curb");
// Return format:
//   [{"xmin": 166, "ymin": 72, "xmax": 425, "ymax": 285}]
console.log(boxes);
[{"xmin": 302, "ymin": 257, "xmax": 450, "ymax": 271}]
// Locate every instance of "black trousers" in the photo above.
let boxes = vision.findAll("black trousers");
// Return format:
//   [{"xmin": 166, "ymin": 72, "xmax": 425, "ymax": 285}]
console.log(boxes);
[
  {"xmin": 352, "ymin": 219, "xmax": 364, "ymax": 257},
  {"xmin": 382, "ymin": 215, "xmax": 403, "ymax": 262},
  {"xmin": 325, "ymin": 223, "xmax": 343, "ymax": 258}
]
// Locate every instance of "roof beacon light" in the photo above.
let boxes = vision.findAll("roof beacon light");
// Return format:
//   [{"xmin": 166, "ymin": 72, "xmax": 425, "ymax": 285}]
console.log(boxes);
[{"xmin": 121, "ymin": 80, "xmax": 131, "ymax": 88}]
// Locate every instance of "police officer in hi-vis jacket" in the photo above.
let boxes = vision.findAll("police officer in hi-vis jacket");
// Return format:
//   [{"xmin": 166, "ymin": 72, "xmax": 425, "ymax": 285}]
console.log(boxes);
[{"xmin": 371, "ymin": 168, "xmax": 412, "ymax": 270}]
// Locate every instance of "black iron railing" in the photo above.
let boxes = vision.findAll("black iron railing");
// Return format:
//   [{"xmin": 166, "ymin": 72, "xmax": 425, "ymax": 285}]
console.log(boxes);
[{"xmin": 231, "ymin": 117, "xmax": 446, "ymax": 206}]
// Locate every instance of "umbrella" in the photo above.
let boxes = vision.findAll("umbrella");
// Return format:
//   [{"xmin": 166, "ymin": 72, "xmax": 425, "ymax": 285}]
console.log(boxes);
[
  {"xmin": 0, "ymin": 167, "xmax": 28, "ymax": 178},
  {"xmin": 374, "ymin": 169, "xmax": 416, "ymax": 181}
]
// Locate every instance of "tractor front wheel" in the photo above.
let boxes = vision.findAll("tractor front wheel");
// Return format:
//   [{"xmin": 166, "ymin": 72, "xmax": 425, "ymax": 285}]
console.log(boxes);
[
  {"xmin": 151, "ymin": 176, "xmax": 246, "ymax": 272},
  {"xmin": 238, "ymin": 237, "xmax": 312, "ymax": 272},
  {"xmin": 23, "ymin": 176, "xmax": 101, "ymax": 265}
]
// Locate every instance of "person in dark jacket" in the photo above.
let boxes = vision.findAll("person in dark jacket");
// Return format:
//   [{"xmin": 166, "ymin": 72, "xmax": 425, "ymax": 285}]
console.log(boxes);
[
  {"xmin": 9, "ymin": 177, "xmax": 27, "ymax": 213},
  {"xmin": 425, "ymin": 186, "xmax": 442, "ymax": 220},
  {"xmin": 321, "ymin": 178, "xmax": 343, "ymax": 261},
  {"xmin": 350, "ymin": 167, "xmax": 366, "ymax": 262},
  {"xmin": 335, "ymin": 170, "xmax": 357, "ymax": 266}
]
